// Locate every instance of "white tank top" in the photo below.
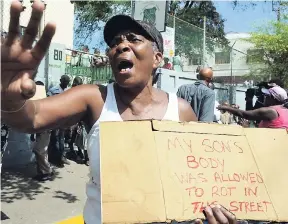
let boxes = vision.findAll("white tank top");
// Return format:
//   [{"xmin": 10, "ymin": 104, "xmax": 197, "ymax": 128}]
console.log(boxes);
[{"xmin": 83, "ymin": 83, "xmax": 179, "ymax": 224}]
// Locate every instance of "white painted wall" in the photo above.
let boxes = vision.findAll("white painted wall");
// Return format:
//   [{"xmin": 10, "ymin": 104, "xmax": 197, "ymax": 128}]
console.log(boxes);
[{"xmin": 1, "ymin": 0, "xmax": 74, "ymax": 48}]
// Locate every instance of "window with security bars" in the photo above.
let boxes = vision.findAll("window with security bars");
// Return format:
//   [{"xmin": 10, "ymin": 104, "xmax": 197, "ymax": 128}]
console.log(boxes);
[
  {"xmin": 246, "ymin": 49, "xmax": 264, "ymax": 64},
  {"xmin": 189, "ymin": 54, "xmax": 202, "ymax": 66},
  {"xmin": 215, "ymin": 52, "xmax": 230, "ymax": 64}
]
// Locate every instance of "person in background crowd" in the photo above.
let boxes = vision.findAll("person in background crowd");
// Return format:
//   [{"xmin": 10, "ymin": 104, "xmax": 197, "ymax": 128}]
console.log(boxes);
[
  {"xmin": 1, "ymin": 123, "xmax": 9, "ymax": 171},
  {"xmin": 72, "ymin": 76, "xmax": 83, "ymax": 87},
  {"xmin": 47, "ymin": 75, "xmax": 70, "ymax": 97},
  {"xmin": 218, "ymin": 86, "xmax": 288, "ymax": 129},
  {"xmin": 207, "ymin": 82, "xmax": 221, "ymax": 124},
  {"xmin": 220, "ymin": 102, "xmax": 232, "ymax": 125},
  {"xmin": 76, "ymin": 45, "xmax": 91, "ymax": 67},
  {"xmin": 162, "ymin": 57, "xmax": 173, "ymax": 70},
  {"xmin": 214, "ymin": 101, "xmax": 222, "ymax": 124},
  {"xmin": 90, "ymin": 48, "xmax": 104, "ymax": 68},
  {"xmin": 30, "ymin": 81, "xmax": 54, "ymax": 181},
  {"xmin": 70, "ymin": 120, "xmax": 89, "ymax": 166},
  {"xmin": 47, "ymin": 75, "xmax": 71, "ymax": 167},
  {"xmin": 1, "ymin": 1, "xmax": 236, "ymax": 223},
  {"xmin": 68, "ymin": 77, "xmax": 89, "ymax": 165},
  {"xmin": 230, "ymin": 104, "xmax": 240, "ymax": 125},
  {"xmin": 196, "ymin": 65, "xmax": 201, "ymax": 74},
  {"xmin": 268, "ymin": 78, "xmax": 284, "ymax": 88},
  {"xmin": 177, "ymin": 68, "xmax": 215, "ymax": 122},
  {"xmin": 172, "ymin": 49, "xmax": 183, "ymax": 72}
]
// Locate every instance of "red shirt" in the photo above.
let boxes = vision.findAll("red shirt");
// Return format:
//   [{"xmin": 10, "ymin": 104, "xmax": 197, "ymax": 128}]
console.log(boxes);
[
  {"xmin": 259, "ymin": 105, "xmax": 288, "ymax": 129},
  {"xmin": 162, "ymin": 63, "xmax": 173, "ymax": 70}
]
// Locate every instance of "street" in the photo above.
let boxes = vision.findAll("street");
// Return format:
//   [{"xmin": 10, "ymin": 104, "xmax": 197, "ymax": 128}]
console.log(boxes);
[{"xmin": 1, "ymin": 160, "xmax": 88, "ymax": 224}]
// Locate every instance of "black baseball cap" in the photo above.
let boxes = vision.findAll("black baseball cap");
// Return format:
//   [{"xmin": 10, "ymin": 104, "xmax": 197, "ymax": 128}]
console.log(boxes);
[{"xmin": 104, "ymin": 15, "xmax": 163, "ymax": 54}]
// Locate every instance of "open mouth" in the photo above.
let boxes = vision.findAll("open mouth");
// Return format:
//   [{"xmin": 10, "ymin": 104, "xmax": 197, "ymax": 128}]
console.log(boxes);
[{"xmin": 117, "ymin": 60, "xmax": 134, "ymax": 73}]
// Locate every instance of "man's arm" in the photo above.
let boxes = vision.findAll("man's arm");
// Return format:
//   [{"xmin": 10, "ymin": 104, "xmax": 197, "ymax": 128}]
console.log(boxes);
[
  {"xmin": 2, "ymin": 84, "xmax": 102, "ymax": 133},
  {"xmin": 217, "ymin": 106, "xmax": 278, "ymax": 121},
  {"xmin": 199, "ymin": 91, "xmax": 215, "ymax": 122}
]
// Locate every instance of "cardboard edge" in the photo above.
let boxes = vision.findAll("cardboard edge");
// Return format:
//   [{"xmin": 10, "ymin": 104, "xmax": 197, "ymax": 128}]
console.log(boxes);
[
  {"xmin": 152, "ymin": 130, "xmax": 169, "ymax": 223},
  {"xmin": 243, "ymin": 130, "xmax": 280, "ymax": 222},
  {"xmin": 151, "ymin": 120, "xmax": 245, "ymax": 136}
]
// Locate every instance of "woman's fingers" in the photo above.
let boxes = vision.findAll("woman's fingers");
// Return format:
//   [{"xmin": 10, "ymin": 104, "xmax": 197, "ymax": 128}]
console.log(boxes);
[
  {"xmin": 210, "ymin": 205, "xmax": 229, "ymax": 224},
  {"xmin": 6, "ymin": 0, "xmax": 23, "ymax": 46},
  {"xmin": 204, "ymin": 205, "xmax": 237, "ymax": 224},
  {"xmin": 203, "ymin": 206, "xmax": 218, "ymax": 224},
  {"xmin": 20, "ymin": 73, "xmax": 36, "ymax": 99},
  {"xmin": 220, "ymin": 206, "xmax": 237, "ymax": 224},
  {"xmin": 193, "ymin": 219, "xmax": 203, "ymax": 224},
  {"xmin": 21, "ymin": 0, "xmax": 45, "ymax": 49},
  {"xmin": 31, "ymin": 22, "xmax": 56, "ymax": 61}
]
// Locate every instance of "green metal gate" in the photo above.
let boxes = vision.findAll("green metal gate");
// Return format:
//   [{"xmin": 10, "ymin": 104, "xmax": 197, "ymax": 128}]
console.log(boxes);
[{"xmin": 65, "ymin": 49, "xmax": 113, "ymax": 84}]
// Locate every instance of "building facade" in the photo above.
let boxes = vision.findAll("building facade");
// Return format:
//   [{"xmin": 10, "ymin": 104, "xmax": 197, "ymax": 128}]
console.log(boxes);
[
  {"xmin": 182, "ymin": 33, "xmax": 264, "ymax": 86},
  {"xmin": 1, "ymin": 0, "xmax": 74, "ymax": 48}
]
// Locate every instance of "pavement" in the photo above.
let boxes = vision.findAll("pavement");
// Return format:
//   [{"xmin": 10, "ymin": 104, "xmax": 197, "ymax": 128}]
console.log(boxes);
[{"xmin": 1, "ymin": 160, "xmax": 89, "ymax": 224}]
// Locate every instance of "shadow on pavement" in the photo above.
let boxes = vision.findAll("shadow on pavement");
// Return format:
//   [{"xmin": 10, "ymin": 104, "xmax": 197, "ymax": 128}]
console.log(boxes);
[
  {"xmin": 1, "ymin": 163, "xmax": 60, "ymax": 204},
  {"xmin": 53, "ymin": 190, "xmax": 79, "ymax": 203},
  {"xmin": 1, "ymin": 211, "xmax": 10, "ymax": 221}
]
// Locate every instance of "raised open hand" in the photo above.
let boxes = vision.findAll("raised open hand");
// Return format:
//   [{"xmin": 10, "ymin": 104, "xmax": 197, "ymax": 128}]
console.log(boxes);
[{"xmin": 1, "ymin": 0, "xmax": 55, "ymax": 109}]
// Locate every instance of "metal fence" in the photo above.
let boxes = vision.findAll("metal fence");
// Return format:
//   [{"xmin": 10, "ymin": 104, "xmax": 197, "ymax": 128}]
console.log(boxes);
[{"xmin": 65, "ymin": 49, "xmax": 113, "ymax": 84}]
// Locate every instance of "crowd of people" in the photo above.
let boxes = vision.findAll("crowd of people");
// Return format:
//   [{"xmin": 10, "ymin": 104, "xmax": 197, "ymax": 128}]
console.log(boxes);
[
  {"xmin": 1, "ymin": 1, "xmax": 288, "ymax": 224},
  {"xmin": 161, "ymin": 52, "xmax": 184, "ymax": 72},
  {"xmin": 70, "ymin": 45, "xmax": 109, "ymax": 69},
  {"xmin": 176, "ymin": 68, "xmax": 288, "ymax": 129},
  {"xmin": 29, "ymin": 75, "xmax": 90, "ymax": 181}
]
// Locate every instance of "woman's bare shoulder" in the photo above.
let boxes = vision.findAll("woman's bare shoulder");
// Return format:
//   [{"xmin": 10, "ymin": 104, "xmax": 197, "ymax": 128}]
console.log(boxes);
[
  {"xmin": 154, "ymin": 88, "xmax": 197, "ymax": 122},
  {"xmin": 177, "ymin": 97, "xmax": 197, "ymax": 122},
  {"xmin": 68, "ymin": 84, "xmax": 107, "ymax": 100}
]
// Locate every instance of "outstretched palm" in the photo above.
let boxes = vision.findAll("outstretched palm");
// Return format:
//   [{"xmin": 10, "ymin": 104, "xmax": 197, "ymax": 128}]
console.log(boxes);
[{"xmin": 1, "ymin": 0, "xmax": 55, "ymax": 104}]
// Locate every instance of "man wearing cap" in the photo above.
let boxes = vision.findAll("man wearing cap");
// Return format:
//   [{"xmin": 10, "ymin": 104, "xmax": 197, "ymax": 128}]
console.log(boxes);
[
  {"xmin": 218, "ymin": 86, "xmax": 288, "ymax": 129},
  {"xmin": 2, "ymin": 1, "xmax": 236, "ymax": 223}
]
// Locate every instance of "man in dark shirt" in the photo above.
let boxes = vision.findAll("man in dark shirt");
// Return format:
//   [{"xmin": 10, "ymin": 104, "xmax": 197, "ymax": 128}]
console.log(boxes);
[
  {"xmin": 177, "ymin": 68, "xmax": 215, "ymax": 122},
  {"xmin": 47, "ymin": 75, "xmax": 71, "ymax": 167}
]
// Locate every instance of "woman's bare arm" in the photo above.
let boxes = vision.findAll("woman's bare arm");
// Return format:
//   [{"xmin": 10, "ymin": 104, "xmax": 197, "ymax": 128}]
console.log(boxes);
[
  {"xmin": 2, "ymin": 84, "xmax": 103, "ymax": 133},
  {"xmin": 217, "ymin": 106, "xmax": 278, "ymax": 121},
  {"xmin": 1, "ymin": 1, "xmax": 105, "ymax": 133}
]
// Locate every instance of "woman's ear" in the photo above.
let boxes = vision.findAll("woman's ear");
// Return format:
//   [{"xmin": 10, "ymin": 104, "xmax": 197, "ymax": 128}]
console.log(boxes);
[{"xmin": 153, "ymin": 52, "xmax": 163, "ymax": 70}]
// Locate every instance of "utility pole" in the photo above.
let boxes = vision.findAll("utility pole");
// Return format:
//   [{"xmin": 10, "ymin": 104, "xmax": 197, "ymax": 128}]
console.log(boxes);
[
  {"xmin": 202, "ymin": 16, "xmax": 206, "ymax": 67},
  {"xmin": 230, "ymin": 41, "xmax": 237, "ymax": 86},
  {"xmin": 229, "ymin": 41, "xmax": 236, "ymax": 105},
  {"xmin": 272, "ymin": 0, "xmax": 281, "ymax": 21}
]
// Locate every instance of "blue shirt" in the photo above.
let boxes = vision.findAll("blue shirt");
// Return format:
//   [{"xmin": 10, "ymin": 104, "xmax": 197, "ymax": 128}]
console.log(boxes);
[
  {"xmin": 177, "ymin": 81, "xmax": 215, "ymax": 122},
  {"xmin": 47, "ymin": 85, "xmax": 64, "ymax": 96}
]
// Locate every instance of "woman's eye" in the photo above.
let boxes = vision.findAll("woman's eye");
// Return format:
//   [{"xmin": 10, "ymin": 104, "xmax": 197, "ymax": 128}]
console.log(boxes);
[{"xmin": 130, "ymin": 37, "xmax": 142, "ymax": 43}]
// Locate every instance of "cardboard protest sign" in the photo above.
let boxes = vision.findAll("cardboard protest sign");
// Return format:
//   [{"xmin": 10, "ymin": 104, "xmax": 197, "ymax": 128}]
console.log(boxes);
[
  {"xmin": 30, "ymin": 85, "xmax": 47, "ymax": 100},
  {"xmin": 100, "ymin": 120, "xmax": 288, "ymax": 223}
]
